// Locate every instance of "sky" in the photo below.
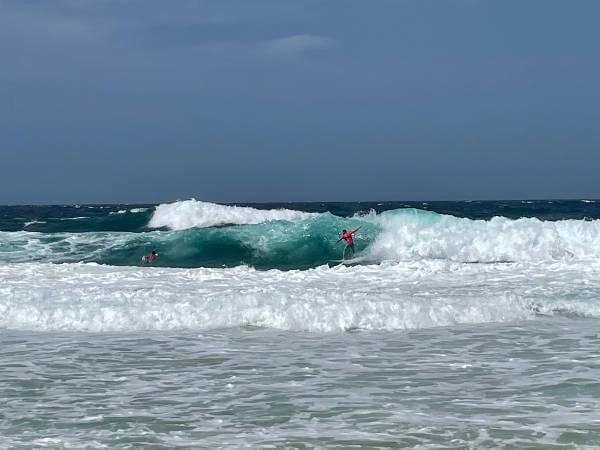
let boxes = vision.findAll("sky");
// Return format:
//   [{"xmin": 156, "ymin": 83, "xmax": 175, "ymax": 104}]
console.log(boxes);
[{"xmin": 1, "ymin": 0, "xmax": 600, "ymax": 204}]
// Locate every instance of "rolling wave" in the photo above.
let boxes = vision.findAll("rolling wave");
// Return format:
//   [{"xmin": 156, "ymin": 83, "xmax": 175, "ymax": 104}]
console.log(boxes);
[{"xmin": 1, "ymin": 200, "xmax": 600, "ymax": 269}]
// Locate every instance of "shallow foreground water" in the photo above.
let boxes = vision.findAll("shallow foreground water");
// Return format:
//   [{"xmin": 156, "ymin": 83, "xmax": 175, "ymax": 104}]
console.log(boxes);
[{"xmin": 2, "ymin": 319, "xmax": 600, "ymax": 449}]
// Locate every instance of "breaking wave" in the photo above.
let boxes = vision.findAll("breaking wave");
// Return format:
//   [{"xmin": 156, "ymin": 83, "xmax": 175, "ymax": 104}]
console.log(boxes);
[
  {"xmin": 2, "ymin": 200, "xmax": 600, "ymax": 269},
  {"xmin": 365, "ymin": 208, "xmax": 600, "ymax": 263}
]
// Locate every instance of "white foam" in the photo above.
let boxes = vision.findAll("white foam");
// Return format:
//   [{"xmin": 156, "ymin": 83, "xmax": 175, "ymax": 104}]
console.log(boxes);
[
  {"xmin": 23, "ymin": 220, "xmax": 47, "ymax": 227},
  {"xmin": 148, "ymin": 199, "xmax": 316, "ymax": 230},
  {"xmin": 364, "ymin": 210, "xmax": 600, "ymax": 263},
  {"xmin": 0, "ymin": 231, "xmax": 141, "ymax": 263},
  {"xmin": 110, "ymin": 208, "xmax": 148, "ymax": 215},
  {"xmin": 2, "ymin": 260, "xmax": 599, "ymax": 333}
]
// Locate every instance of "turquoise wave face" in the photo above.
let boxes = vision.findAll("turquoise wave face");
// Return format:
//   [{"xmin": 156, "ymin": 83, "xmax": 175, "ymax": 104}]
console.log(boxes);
[
  {"xmin": 124, "ymin": 213, "xmax": 377, "ymax": 269},
  {"xmin": 0, "ymin": 213, "xmax": 380, "ymax": 270}
]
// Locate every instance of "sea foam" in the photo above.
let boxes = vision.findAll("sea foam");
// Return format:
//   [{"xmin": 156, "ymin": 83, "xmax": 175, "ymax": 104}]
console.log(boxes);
[
  {"xmin": 364, "ymin": 209, "xmax": 600, "ymax": 263},
  {"xmin": 149, "ymin": 199, "xmax": 316, "ymax": 230},
  {"xmin": 2, "ymin": 260, "xmax": 599, "ymax": 333}
]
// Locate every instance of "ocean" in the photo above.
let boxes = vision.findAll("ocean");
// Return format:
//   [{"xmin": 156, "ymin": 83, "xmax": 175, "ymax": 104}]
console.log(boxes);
[{"xmin": 2, "ymin": 199, "xmax": 600, "ymax": 448}]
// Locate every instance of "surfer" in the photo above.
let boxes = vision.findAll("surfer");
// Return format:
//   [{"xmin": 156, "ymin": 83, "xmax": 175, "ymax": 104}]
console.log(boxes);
[
  {"xmin": 142, "ymin": 250, "xmax": 159, "ymax": 264},
  {"xmin": 336, "ymin": 227, "xmax": 360, "ymax": 260}
]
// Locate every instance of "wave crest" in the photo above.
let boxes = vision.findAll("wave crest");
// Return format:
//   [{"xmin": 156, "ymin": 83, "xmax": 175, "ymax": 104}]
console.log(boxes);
[{"xmin": 148, "ymin": 199, "xmax": 317, "ymax": 230}]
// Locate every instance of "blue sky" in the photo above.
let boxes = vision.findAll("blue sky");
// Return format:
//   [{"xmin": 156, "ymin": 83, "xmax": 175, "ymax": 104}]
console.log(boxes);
[{"xmin": 1, "ymin": 0, "xmax": 599, "ymax": 204}]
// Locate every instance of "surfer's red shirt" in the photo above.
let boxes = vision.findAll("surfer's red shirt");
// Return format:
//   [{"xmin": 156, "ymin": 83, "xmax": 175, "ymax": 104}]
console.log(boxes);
[{"xmin": 341, "ymin": 231, "xmax": 354, "ymax": 245}]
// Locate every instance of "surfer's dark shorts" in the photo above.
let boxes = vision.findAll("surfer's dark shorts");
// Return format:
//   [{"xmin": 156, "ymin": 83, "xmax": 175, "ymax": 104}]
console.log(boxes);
[{"xmin": 346, "ymin": 243, "xmax": 355, "ymax": 251}]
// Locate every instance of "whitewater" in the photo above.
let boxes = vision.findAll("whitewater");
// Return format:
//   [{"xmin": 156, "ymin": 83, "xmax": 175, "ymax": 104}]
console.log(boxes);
[{"xmin": 2, "ymin": 199, "xmax": 600, "ymax": 448}]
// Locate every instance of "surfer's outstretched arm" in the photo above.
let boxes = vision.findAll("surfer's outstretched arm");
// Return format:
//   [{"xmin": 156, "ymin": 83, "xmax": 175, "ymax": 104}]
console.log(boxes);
[{"xmin": 352, "ymin": 226, "xmax": 361, "ymax": 234}]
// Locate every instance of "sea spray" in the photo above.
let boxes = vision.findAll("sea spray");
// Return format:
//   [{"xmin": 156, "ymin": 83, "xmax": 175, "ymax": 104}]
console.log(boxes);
[{"xmin": 149, "ymin": 199, "xmax": 317, "ymax": 229}]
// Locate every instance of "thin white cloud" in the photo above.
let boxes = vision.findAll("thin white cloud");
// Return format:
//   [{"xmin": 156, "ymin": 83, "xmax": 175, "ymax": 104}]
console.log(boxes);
[{"xmin": 259, "ymin": 34, "xmax": 335, "ymax": 57}]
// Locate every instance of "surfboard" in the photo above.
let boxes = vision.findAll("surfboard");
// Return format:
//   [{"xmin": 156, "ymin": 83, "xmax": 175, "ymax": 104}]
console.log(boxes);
[{"xmin": 329, "ymin": 256, "xmax": 366, "ymax": 266}]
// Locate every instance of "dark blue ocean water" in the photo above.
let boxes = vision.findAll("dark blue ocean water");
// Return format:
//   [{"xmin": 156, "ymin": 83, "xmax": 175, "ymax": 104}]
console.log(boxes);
[{"xmin": 2, "ymin": 200, "xmax": 600, "ymax": 233}]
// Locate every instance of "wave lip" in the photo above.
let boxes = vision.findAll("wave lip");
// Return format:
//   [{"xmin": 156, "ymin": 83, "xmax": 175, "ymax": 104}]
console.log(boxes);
[{"xmin": 148, "ymin": 199, "xmax": 317, "ymax": 230}]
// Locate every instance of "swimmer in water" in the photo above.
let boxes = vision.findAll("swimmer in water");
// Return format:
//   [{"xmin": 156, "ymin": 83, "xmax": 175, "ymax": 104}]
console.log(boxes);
[{"xmin": 142, "ymin": 250, "xmax": 159, "ymax": 264}]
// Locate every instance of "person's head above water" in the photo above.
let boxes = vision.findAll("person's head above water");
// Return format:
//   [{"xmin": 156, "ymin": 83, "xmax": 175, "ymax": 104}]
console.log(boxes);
[
  {"xmin": 151, "ymin": 251, "xmax": 157, "ymax": 255},
  {"xmin": 342, "ymin": 230, "xmax": 347, "ymax": 233}
]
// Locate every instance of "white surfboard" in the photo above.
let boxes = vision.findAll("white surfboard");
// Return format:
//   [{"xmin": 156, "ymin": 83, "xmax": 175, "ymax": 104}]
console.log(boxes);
[{"xmin": 330, "ymin": 256, "xmax": 366, "ymax": 266}]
